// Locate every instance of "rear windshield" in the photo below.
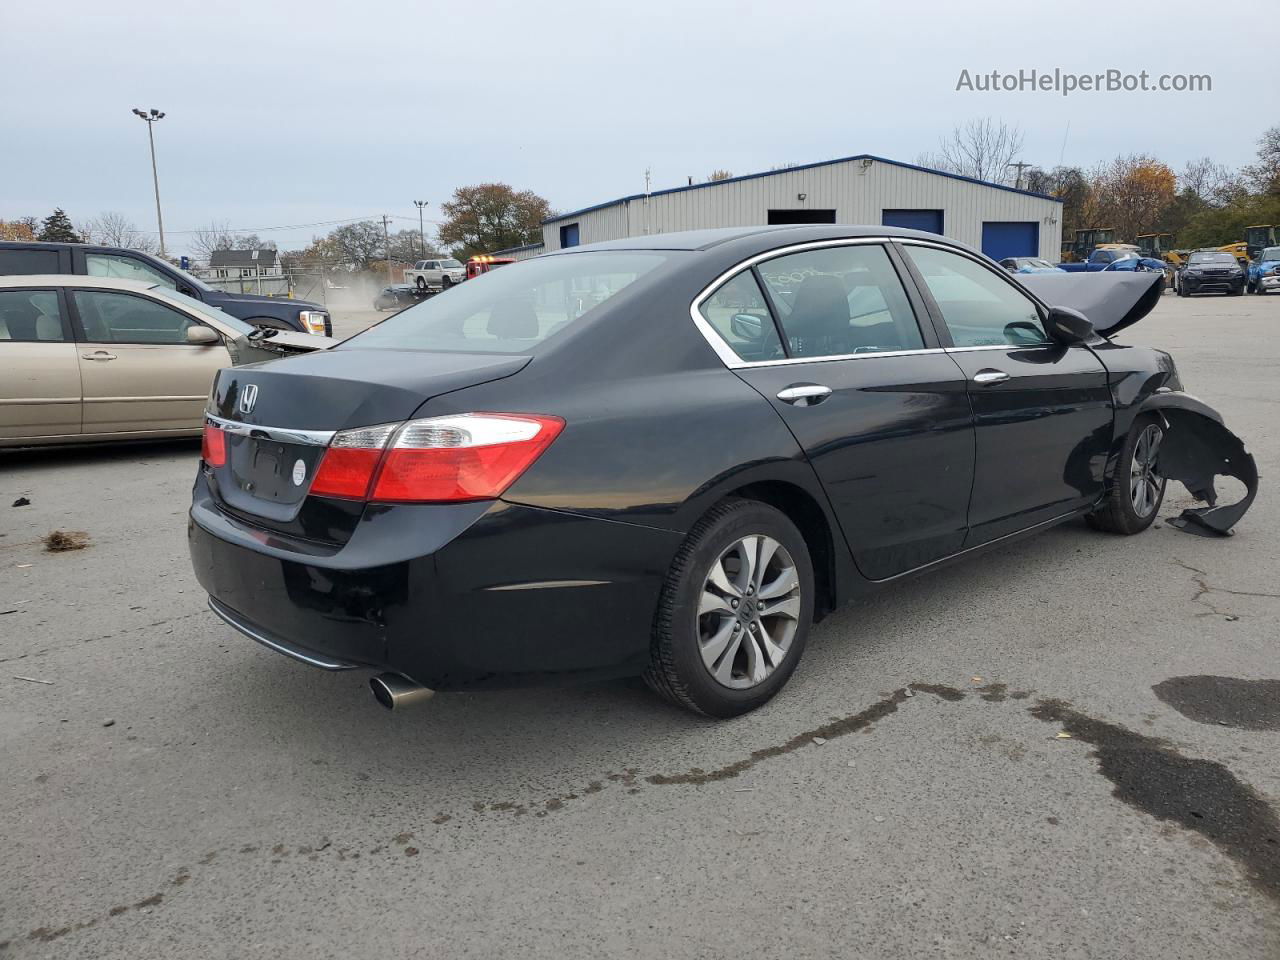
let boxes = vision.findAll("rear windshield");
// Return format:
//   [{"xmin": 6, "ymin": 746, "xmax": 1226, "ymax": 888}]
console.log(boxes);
[{"xmin": 344, "ymin": 251, "xmax": 668, "ymax": 353}]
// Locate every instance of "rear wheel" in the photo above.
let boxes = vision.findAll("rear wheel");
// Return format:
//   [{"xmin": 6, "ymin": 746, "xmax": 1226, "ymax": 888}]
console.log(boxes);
[
  {"xmin": 1087, "ymin": 415, "xmax": 1166, "ymax": 535},
  {"xmin": 415, "ymin": 276, "xmax": 428, "ymax": 292},
  {"xmin": 644, "ymin": 500, "xmax": 813, "ymax": 717}
]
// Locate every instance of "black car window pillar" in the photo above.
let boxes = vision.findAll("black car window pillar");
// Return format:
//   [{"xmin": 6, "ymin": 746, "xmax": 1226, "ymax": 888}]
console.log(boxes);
[{"xmin": 750, "ymin": 264, "xmax": 792, "ymax": 359}]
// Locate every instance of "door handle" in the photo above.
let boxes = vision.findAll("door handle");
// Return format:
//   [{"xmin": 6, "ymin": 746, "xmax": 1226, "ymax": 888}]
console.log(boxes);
[
  {"xmin": 81, "ymin": 351, "xmax": 117, "ymax": 361},
  {"xmin": 972, "ymin": 369, "xmax": 1010, "ymax": 385},
  {"xmin": 777, "ymin": 384, "xmax": 832, "ymax": 406}
]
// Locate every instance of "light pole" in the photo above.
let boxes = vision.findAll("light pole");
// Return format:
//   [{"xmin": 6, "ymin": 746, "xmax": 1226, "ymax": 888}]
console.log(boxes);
[
  {"xmin": 413, "ymin": 200, "xmax": 428, "ymax": 258},
  {"xmin": 132, "ymin": 108, "xmax": 167, "ymax": 258}
]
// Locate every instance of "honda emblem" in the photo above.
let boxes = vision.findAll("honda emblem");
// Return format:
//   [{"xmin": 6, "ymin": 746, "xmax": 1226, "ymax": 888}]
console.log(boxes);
[{"xmin": 239, "ymin": 384, "xmax": 259, "ymax": 415}]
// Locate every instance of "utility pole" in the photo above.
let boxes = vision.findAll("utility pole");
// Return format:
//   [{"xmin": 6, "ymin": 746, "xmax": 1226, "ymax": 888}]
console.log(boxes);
[
  {"xmin": 382, "ymin": 214, "xmax": 393, "ymax": 283},
  {"xmin": 413, "ymin": 200, "xmax": 428, "ymax": 259},
  {"xmin": 131, "ymin": 108, "xmax": 167, "ymax": 257},
  {"xmin": 1007, "ymin": 160, "xmax": 1032, "ymax": 191}
]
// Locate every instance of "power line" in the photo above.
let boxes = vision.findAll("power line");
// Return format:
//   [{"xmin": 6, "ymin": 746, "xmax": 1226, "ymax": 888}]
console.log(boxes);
[{"xmin": 132, "ymin": 213, "xmax": 447, "ymax": 236}]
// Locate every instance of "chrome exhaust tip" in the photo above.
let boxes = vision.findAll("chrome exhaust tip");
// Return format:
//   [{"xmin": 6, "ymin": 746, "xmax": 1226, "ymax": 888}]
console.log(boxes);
[{"xmin": 369, "ymin": 673, "xmax": 435, "ymax": 710}]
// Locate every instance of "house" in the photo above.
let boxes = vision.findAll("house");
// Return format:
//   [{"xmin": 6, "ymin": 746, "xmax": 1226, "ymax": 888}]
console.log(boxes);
[{"xmin": 205, "ymin": 248, "xmax": 283, "ymax": 281}]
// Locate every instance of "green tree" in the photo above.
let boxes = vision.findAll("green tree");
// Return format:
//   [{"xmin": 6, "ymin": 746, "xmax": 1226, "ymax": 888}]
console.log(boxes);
[
  {"xmin": 438, "ymin": 183, "xmax": 550, "ymax": 259},
  {"xmin": 37, "ymin": 208, "xmax": 82, "ymax": 243}
]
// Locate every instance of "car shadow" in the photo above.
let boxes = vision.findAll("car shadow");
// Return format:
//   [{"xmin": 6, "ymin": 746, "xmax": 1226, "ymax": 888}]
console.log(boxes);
[{"xmin": 1, "ymin": 438, "xmax": 200, "ymax": 470}]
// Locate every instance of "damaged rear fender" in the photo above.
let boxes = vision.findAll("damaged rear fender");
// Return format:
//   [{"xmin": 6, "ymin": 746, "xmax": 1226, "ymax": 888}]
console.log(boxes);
[{"xmin": 1139, "ymin": 392, "xmax": 1259, "ymax": 536}]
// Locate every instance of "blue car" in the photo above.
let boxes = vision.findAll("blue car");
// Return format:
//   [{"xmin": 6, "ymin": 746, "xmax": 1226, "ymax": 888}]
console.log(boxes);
[
  {"xmin": 1104, "ymin": 255, "xmax": 1170, "ymax": 291},
  {"xmin": 1247, "ymin": 246, "xmax": 1280, "ymax": 295}
]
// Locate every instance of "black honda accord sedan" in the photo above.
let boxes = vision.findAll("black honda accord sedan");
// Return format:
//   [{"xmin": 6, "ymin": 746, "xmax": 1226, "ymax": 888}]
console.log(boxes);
[{"xmin": 190, "ymin": 225, "xmax": 1256, "ymax": 716}]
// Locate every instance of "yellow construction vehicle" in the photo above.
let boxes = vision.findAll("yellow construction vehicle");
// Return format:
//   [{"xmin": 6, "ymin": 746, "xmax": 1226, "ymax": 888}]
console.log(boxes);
[
  {"xmin": 1219, "ymin": 241, "xmax": 1251, "ymax": 269},
  {"xmin": 1061, "ymin": 228, "xmax": 1117, "ymax": 263},
  {"xmin": 1245, "ymin": 225, "xmax": 1278, "ymax": 260}
]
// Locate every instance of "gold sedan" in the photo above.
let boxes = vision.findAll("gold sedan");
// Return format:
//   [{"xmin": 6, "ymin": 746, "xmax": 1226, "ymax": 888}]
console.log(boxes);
[{"xmin": 0, "ymin": 275, "xmax": 333, "ymax": 447}]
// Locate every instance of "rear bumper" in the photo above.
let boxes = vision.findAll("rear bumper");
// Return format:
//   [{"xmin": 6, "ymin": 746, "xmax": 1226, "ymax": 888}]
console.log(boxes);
[{"xmin": 189, "ymin": 475, "xmax": 683, "ymax": 689}]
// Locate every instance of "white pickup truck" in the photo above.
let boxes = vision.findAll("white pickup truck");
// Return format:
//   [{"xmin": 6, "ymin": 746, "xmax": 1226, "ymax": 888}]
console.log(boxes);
[{"xmin": 403, "ymin": 257, "xmax": 466, "ymax": 292}]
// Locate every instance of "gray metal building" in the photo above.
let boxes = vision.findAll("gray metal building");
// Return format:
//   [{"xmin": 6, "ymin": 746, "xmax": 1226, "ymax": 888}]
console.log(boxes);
[{"xmin": 497, "ymin": 154, "xmax": 1062, "ymax": 262}]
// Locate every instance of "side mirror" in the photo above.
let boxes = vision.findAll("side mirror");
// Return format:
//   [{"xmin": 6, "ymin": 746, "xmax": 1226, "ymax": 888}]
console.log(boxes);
[
  {"xmin": 729, "ymin": 313, "xmax": 765, "ymax": 341},
  {"xmin": 1045, "ymin": 305, "xmax": 1096, "ymax": 345},
  {"xmin": 186, "ymin": 325, "xmax": 220, "ymax": 346}
]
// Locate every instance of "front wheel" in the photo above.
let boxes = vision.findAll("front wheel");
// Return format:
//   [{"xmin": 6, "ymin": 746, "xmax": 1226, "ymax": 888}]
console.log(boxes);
[
  {"xmin": 644, "ymin": 500, "xmax": 814, "ymax": 717},
  {"xmin": 441, "ymin": 276, "xmax": 454, "ymax": 289},
  {"xmin": 1087, "ymin": 415, "xmax": 1167, "ymax": 535}
]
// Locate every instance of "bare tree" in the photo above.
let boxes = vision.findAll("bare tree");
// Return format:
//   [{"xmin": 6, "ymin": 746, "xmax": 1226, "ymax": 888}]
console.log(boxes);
[
  {"xmin": 923, "ymin": 117, "xmax": 1025, "ymax": 184},
  {"xmin": 189, "ymin": 221, "xmax": 274, "ymax": 261},
  {"xmin": 707, "ymin": 169, "xmax": 733, "ymax": 182},
  {"xmin": 84, "ymin": 211, "xmax": 155, "ymax": 252},
  {"xmin": 1179, "ymin": 158, "xmax": 1243, "ymax": 207}
]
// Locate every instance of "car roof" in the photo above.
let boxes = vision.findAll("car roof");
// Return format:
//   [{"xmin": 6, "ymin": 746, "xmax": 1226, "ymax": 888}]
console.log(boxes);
[{"xmin": 0, "ymin": 274, "xmax": 156, "ymax": 291}]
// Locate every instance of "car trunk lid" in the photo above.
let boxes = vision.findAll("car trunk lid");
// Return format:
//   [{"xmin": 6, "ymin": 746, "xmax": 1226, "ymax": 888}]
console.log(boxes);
[{"xmin": 204, "ymin": 349, "xmax": 530, "ymax": 537}]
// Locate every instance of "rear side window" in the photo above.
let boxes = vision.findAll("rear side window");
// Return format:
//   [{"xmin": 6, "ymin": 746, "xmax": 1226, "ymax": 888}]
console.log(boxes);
[
  {"xmin": 0, "ymin": 249, "xmax": 62, "ymax": 274},
  {"xmin": 72, "ymin": 290, "xmax": 199, "ymax": 344},
  {"xmin": 904, "ymin": 245, "xmax": 1050, "ymax": 348},
  {"xmin": 0, "ymin": 290, "xmax": 66, "ymax": 341},
  {"xmin": 347, "ymin": 251, "xmax": 668, "ymax": 354},
  {"xmin": 85, "ymin": 253, "xmax": 175, "ymax": 289},
  {"xmin": 757, "ymin": 244, "xmax": 924, "ymax": 359},
  {"xmin": 698, "ymin": 271, "xmax": 785, "ymax": 362}
]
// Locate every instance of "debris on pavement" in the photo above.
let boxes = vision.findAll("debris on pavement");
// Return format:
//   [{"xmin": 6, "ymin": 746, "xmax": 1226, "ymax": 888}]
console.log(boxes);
[
  {"xmin": 13, "ymin": 676, "xmax": 54, "ymax": 685},
  {"xmin": 12, "ymin": 496, "xmax": 30, "ymax": 507},
  {"xmin": 43, "ymin": 530, "xmax": 91, "ymax": 552},
  {"xmin": 812, "ymin": 736, "xmax": 827, "ymax": 745},
  {"xmin": 102, "ymin": 719, "xmax": 115, "ymax": 727}
]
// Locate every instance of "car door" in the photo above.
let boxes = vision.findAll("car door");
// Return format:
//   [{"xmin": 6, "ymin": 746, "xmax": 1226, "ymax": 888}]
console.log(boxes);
[
  {"xmin": 898, "ymin": 241, "xmax": 1113, "ymax": 546},
  {"xmin": 699, "ymin": 241, "xmax": 976, "ymax": 581},
  {"xmin": 0, "ymin": 287, "xmax": 82, "ymax": 441},
  {"xmin": 68, "ymin": 288, "xmax": 231, "ymax": 435}
]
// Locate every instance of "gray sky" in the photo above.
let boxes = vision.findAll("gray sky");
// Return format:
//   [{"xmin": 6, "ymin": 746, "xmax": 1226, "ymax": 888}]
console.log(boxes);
[{"xmin": 1, "ymin": 0, "xmax": 1264, "ymax": 256}]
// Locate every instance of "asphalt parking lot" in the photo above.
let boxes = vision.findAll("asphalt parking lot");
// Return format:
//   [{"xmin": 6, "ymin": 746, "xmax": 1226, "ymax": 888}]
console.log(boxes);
[{"xmin": 2, "ymin": 292, "xmax": 1278, "ymax": 959}]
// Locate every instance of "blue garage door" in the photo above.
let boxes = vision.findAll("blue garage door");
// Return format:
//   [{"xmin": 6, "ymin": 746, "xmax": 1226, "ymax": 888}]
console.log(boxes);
[
  {"xmin": 981, "ymin": 222, "xmax": 1038, "ymax": 261},
  {"xmin": 882, "ymin": 209, "xmax": 943, "ymax": 234}
]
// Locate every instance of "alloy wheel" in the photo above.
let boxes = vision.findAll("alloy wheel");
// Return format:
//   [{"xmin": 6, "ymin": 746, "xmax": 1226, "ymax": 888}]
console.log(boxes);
[
  {"xmin": 1130, "ymin": 423, "xmax": 1164, "ymax": 518},
  {"xmin": 697, "ymin": 535, "xmax": 801, "ymax": 690}
]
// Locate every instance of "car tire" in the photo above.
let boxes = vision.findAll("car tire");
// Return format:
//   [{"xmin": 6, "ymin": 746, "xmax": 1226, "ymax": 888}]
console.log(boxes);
[
  {"xmin": 415, "ymin": 277, "xmax": 428, "ymax": 292},
  {"xmin": 1230, "ymin": 284, "xmax": 1244, "ymax": 296},
  {"xmin": 1177, "ymin": 283, "xmax": 1188, "ymax": 297},
  {"xmin": 1087, "ymin": 414, "xmax": 1167, "ymax": 536},
  {"xmin": 441, "ymin": 276, "xmax": 453, "ymax": 289},
  {"xmin": 643, "ymin": 499, "xmax": 814, "ymax": 717}
]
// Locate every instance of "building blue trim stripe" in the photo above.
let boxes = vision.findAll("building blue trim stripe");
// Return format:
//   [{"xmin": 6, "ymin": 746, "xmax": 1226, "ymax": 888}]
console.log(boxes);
[{"xmin": 543, "ymin": 153, "xmax": 1063, "ymax": 225}]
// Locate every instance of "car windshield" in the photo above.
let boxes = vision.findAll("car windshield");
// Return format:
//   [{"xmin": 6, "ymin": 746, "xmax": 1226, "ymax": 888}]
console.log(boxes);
[
  {"xmin": 1024, "ymin": 259, "xmax": 1054, "ymax": 269},
  {"xmin": 1261, "ymin": 247, "xmax": 1280, "ymax": 261},
  {"xmin": 1190, "ymin": 253, "xmax": 1235, "ymax": 263},
  {"xmin": 155, "ymin": 286, "xmax": 254, "ymax": 334},
  {"xmin": 344, "ymin": 251, "xmax": 669, "ymax": 354},
  {"xmin": 442, "ymin": 259, "xmax": 463, "ymax": 269}
]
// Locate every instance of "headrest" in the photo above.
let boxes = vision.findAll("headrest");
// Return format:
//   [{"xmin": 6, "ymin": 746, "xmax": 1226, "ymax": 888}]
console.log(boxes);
[
  {"xmin": 487, "ymin": 300, "xmax": 539, "ymax": 339},
  {"xmin": 784, "ymin": 275, "xmax": 848, "ymax": 339}
]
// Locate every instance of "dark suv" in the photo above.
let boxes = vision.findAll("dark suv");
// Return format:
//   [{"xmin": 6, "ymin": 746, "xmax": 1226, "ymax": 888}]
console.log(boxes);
[
  {"xmin": 0, "ymin": 241, "xmax": 330, "ymax": 335},
  {"xmin": 1175, "ymin": 251, "xmax": 1246, "ymax": 297}
]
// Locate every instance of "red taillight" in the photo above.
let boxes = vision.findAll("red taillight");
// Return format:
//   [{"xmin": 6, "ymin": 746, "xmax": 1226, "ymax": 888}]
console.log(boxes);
[
  {"xmin": 309, "ymin": 414, "xmax": 563, "ymax": 504},
  {"xmin": 309, "ymin": 447, "xmax": 383, "ymax": 500},
  {"xmin": 202, "ymin": 423, "xmax": 227, "ymax": 467}
]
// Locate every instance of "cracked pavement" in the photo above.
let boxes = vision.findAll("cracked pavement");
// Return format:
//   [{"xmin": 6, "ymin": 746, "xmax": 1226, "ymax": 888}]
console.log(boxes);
[{"xmin": 2, "ymin": 292, "xmax": 1279, "ymax": 958}]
